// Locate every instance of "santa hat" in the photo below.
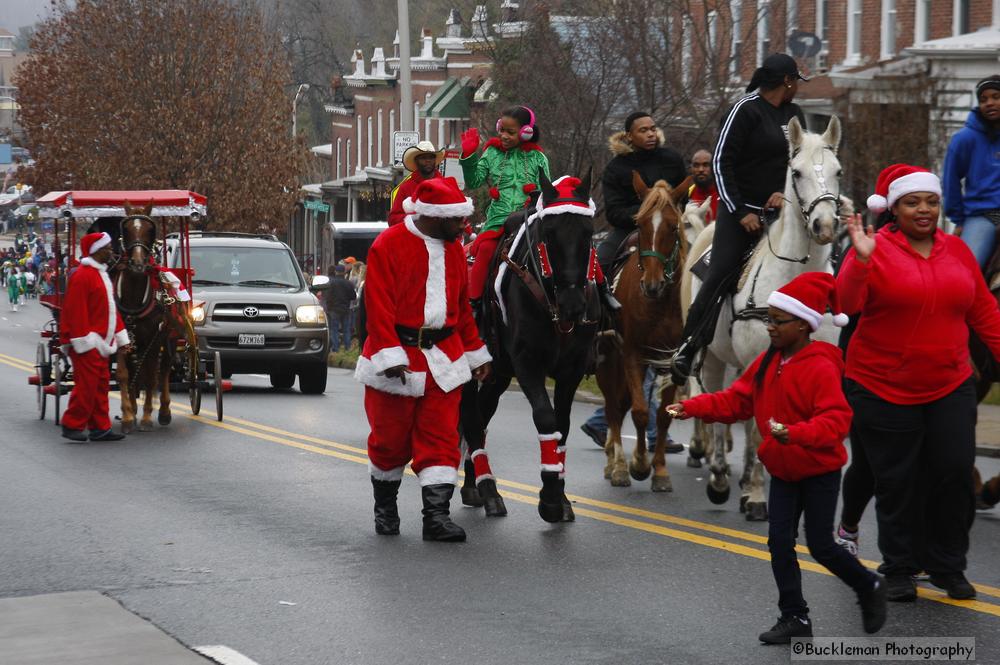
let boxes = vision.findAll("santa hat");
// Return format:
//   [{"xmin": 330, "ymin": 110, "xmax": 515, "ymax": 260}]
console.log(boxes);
[
  {"xmin": 535, "ymin": 175, "xmax": 597, "ymax": 219},
  {"xmin": 80, "ymin": 232, "xmax": 112, "ymax": 257},
  {"xmin": 402, "ymin": 177, "xmax": 473, "ymax": 219},
  {"xmin": 767, "ymin": 272, "xmax": 849, "ymax": 332},
  {"xmin": 866, "ymin": 163, "xmax": 942, "ymax": 214}
]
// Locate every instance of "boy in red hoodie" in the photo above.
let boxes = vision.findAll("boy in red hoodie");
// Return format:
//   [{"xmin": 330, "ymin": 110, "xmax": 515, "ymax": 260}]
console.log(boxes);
[{"xmin": 668, "ymin": 272, "xmax": 886, "ymax": 645}]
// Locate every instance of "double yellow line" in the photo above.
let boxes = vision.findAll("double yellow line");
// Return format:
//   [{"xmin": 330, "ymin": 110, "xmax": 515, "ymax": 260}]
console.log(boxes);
[{"xmin": 4, "ymin": 350, "xmax": 1000, "ymax": 618}]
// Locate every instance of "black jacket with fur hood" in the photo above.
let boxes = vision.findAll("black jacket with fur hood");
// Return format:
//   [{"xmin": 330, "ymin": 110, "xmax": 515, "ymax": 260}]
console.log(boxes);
[{"xmin": 601, "ymin": 129, "xmax": 687, "ymax": 230}]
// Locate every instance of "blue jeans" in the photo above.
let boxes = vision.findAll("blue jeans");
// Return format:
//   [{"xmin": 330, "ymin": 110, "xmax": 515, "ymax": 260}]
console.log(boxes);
[
  {"xmin": 329, "ymin": 310, "xmax": 352, "ymax": 351},
  {"xmin": 959, "ymin": 215, "xmax": 997, "ymax": 270},
  {"xmin": 585, "ymin": 368, "xmax": 660, "ymax": 442}
]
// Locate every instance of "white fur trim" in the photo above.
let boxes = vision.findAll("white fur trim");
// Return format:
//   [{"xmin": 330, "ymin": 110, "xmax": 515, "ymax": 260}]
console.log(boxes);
[
  {"xmin": 422, "ymin": 345, "xmax": 472, "ymax": 393},
  {"xmin": 866, "ymin": 194, "xmax": 888, "ymax": 213},
  {"xmin": 474, "ymin": 473, "xmax": 495, "ymax": 485},
  {"xmin": 79, "ymin": 257, "xmax": 121, "ymax": 357},
  {"xmin": 541, "ymin": 464, "xmax": 564, "ymax": 472},
  {"xmin": 832, "ymin": 313, "xmax": 849, "ymax": 327},
  {"xmin": 115, "ymin": 329, "xmax": 130, "ymax": 346},
  {"xmin": 417, "ymin": 465, "xmax": 458, "ymax": 486},
  {"xmin": 87, "ymin": 233, "xmax": 111, "ymax": 255},
  {"xmin": 402, "ymin": 197, "xmax": 417, "ymax": 214},
  {"xmin": 354, "ymin": 355, "xmax": 427, "ymax": 397},
  {"xmin": 414, "ymin": 198, "xmax": 473, "ymax": 218},
  {"xmin": 465, "ymin": 345, "xmax": 492, "ymax": 370},
  {"xmin": 370, "ymin": 346, "xmax": 408, "ymax": 374},
  {"xmin": 369, "ymin": 462, "xmax": 405, "ymax": 482},
  {"xmin": 70, "ymin": 332, "xmax": 104, "ymax": 354},
  {"xmin": 535, "ymin": 201, "xmax": 596, "ymax": 219},
  {"xmin": 886, "ymin": 172, "xmax": 941, "ymax": 209},
  {"xmin": 538, "ymin": 432, "xmax": 563, "ymax": 441},
  {"xmin": 404, "ymin": 217, "xmax": 447, "ymax": 328},
  {"xmin": 470, "ymin": 449, "xmax": 488, "ymax": 460},
  {"xmin": 766, "ymin": 291, "xmax": 821, "ymax": 331}
]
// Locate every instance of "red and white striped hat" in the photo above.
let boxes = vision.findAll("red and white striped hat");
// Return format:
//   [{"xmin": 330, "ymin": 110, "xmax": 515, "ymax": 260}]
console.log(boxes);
[
  {"xmin": 767, "ymin": 272, "xmax": 849, "ymax": 332},
  {"xmin": 866, "ymin": 163, "xmax": 941, "ymax": 214},
  {"xmin": 402, "ymin": 176, "xmax": 473, "ymax": 219},
  {"xmin": 80, "ymin": 232, "xmax": 112, "ymax": 257}
]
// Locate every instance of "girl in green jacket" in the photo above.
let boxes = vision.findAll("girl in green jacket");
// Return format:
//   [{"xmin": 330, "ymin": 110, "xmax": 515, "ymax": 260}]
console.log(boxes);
[{"xmin": 460, "ymin": 105, "xmax": 550, "ymax": 302}]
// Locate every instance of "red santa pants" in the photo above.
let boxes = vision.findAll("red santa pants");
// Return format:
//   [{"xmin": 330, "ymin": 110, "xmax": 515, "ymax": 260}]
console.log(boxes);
[
  {"xmin": 365, "ymin": 377, "xmax": 462, "ymax": 485},
  {"xmin": 62, "ymin": 350, "xmax": 112, "ymax": 432}
]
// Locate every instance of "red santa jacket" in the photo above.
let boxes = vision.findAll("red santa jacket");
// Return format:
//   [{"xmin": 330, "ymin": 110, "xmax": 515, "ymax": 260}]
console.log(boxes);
[
  {"xmin": 388, "ymin": 171, "xmax": 442, "ymax": 226},
  {"xmin": 355, "ymin": 218, "xmax": 491, "ymax": 397},
  {"xmin": 681, "ymin": 342, "xmax": 851, "ymax": 482},
  {"xmin": 60, "ymin": 256, "xmax": 129, "ymax": 357}
]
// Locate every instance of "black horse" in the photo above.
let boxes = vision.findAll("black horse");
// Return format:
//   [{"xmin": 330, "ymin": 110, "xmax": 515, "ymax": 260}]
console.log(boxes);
[{"xmin": 460, "ymin": 171, "xmax": 602, "ymax": 522}]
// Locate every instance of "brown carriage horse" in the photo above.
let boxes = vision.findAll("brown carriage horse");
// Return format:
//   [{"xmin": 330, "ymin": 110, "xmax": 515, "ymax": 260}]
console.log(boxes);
[
  {"xmin": 596, "ymin": 172, "xmax": 691, "ymax": 491},
  {"xmin": 114, "ymin": 205, "xmax": 198, "ymax": 432}
]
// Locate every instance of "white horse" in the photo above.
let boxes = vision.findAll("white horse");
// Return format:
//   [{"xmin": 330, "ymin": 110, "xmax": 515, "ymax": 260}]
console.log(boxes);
[{"xmin": 681, "ymin": 116, "xmax": 846, "ymax": 521}]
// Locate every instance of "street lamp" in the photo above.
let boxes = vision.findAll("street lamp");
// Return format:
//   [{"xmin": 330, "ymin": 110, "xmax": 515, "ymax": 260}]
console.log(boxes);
[{"xmin": 292, "ymin": 83, "xmax": 310, "ymax": 138}]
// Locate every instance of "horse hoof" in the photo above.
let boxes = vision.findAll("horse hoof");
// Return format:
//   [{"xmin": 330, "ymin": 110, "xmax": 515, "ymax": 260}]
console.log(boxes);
[
  {"xmin": 461, "ymin": 486, "xmax": 485, "ymax": 508},
  {"xmin": 739, "ymin": 495, "xmax": 749, "ymax": 513},
  {"xmin": 158, "ymin": 412, "xmax": 172, "ymax": 426},
  {"xmin": 745, "ymin": 502, "xmax": 769, "ymax": 522},
  {"xmin": 603, "ymin": 467, "xmax": 612, "ymax": 480},
  {"xmin": 538, "ymin": 499, "xmax": 563, "ymax": 523},
  {"xmin": 610, "ymin": 469, "xmax": 631, "ymax": 487},
  {"xmin": 651, "ymin": 475, "xmax": 672, "ymax": 493},
  {"xmin": 706, "ymin": 484, "xmax": 730, "ymax": 505},
  {"xmin": 561, "ymin": 495, "xmax": 575, "ymax": 522},
  {"xmin": 688, "ymin": 448, "xmax": 704, "ymax": 461},
  {"xmin": 628, "ymin": 461, "xmax": 652, "ymax": 482},
  {"xmin": 484, "ymin": 495, "xmax": 508, "ymax": 517},
  {"xmin": 686, "ymin": 456, "xmax": 703, "ymax": 469},
  {"xmin": 121, "ymin": 421, "xmax": 135, "ymax": 434},
  {"xmin": 138, "ymin": 422, "xmax": 153, "ymax": 432}
]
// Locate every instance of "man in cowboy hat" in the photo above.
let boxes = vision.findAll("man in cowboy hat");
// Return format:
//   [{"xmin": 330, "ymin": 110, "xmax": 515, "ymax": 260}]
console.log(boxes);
[
  {"xmin": 388, "ymin": 140, "xmax": 445, "ymax": 226},
  {"xmin": 60, "ymin": 232, "xmax": 130, "ymax": 442}
]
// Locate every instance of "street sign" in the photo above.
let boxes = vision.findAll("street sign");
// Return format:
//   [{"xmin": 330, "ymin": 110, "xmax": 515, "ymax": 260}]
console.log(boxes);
[
  {"xmin": 393, "ymin": 131, "xmax": 420, "ymax": 164},
  {"xmin": 303, "ymin": 200, "xmax": 330, "ymax": 213},
  {"xmin": 788, "ymin": 31, "xmax": 823, "ymax": 58}
]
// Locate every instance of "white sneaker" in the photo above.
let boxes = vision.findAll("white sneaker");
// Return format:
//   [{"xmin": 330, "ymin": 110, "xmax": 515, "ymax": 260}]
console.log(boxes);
[{"xmin": 835, "ymin": 525, "xmax": 859, "ymax": 557}]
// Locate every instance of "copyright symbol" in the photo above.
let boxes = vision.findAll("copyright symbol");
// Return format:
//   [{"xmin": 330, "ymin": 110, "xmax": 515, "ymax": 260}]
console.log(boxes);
[{"xmin": 792, "ymin": 641, "xmax": 805, "ymax": 655}]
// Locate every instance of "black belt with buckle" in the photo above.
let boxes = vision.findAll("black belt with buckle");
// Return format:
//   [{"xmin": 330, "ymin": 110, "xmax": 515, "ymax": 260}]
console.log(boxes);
[{"xmin": 395, "ymin": 325, "xmax": 454, "ymax": 349}]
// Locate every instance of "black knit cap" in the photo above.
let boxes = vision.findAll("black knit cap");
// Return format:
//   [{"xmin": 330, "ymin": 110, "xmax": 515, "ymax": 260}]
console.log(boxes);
[
  {"xmin": 624, "ymin": 111, "xmax": 652, "ymax": 133},
  {"xmin": 976, "ymin": 75, "xmax": 1000, "ymax": 98}
]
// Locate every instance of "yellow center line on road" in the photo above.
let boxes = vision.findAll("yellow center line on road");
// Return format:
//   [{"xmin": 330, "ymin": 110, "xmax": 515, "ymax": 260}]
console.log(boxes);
[{"xmin": 5, "ymin": 350, "xmax": 1000, "ymax": 616}]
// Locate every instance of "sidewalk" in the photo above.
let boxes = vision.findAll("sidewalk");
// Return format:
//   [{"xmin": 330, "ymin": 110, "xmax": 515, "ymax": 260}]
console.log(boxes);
[
  {"xmin": 978, "ymin": 403, "xmax": 1000, "ymax": 458},
  {"xmin": 0, "ymin": 591, "xmax": 214, "ymax": 665}
]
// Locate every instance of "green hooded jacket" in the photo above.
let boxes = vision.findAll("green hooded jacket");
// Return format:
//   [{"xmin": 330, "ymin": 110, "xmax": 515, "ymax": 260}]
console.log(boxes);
[{"xmin": 460, "ymin": 139, "xmax": 550, "ymax": 232}]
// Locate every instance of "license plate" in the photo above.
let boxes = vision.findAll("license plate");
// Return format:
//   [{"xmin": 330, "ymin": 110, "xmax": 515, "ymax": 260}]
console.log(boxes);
[{"xmin": 238, "ymin": 334, "xmax": 265, "ymax": 346}]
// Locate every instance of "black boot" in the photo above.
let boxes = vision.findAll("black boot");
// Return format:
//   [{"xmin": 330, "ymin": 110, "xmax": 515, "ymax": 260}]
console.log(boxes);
[
  {"xmin": 421, "ymin": 484, "xmax": 466, "ymax": 542},
  {"xmin": 371, "ymin": 477, "xmax": 401, "ymax": 535},
  {"xmin": 669, "ymin": 339, "xmax": 697, "ymax": 386},
  {"xmin": 598, "ymin": 280, "xmax": 621, "ymax": 314}
]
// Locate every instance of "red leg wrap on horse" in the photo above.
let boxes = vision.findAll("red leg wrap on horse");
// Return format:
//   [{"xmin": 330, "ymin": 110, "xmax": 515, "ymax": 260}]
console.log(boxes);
[
  {"xmin": 471, "ymin": 449, "xmax": 494, "ymax": 483},
  {"xmin": 558, "ymin": 445, "xmax": 567, "ymax": 479},
  {"xmin": 540, "ymin": 435, "xmax": 563, "ymax": 473}
]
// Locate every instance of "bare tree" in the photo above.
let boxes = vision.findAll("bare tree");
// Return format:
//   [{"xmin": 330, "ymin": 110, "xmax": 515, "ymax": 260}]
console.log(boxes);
[{"xmin": 15, "ymin": 0, "xmax": 299, "ymax": 232}]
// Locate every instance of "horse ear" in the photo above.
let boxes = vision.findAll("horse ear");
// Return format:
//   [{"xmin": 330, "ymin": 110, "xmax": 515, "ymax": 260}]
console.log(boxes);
[
  {"xmin": 144, "ymin": 201, "xmax": 154, "ymax": 217},
  {"xmin": 575, "ymin": 168, "xmax": 592, "ymax": 201},
  {"xmin": 698, "ymin": 196, "xmax": 712, "ymax": 216},
  {"xmin": 631, "ymin": 170, "xmax": 649, "ymax": 199},
  {"xmin": 822, "ymin": 115, "xmax": 842, "ymax": 153},
  {"xmin": 787, "ymin": 116, "xmax": 804, "ymax": 150},
  {"xmin": 670, "ymin": 176, "xmax": 693, "ymax": 205},
  {"xmin": 539, "ymin": 168, "xmax": 557, "ymax": 205}
]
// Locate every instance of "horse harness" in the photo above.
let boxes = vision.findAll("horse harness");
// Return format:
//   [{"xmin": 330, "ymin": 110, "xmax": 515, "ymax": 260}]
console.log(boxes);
[{"xmin": 635, "ymin": 224, "xmax": 683, "ymax": 285}]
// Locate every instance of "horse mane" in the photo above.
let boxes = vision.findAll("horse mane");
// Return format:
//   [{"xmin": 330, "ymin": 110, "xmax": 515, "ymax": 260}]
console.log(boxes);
[{"xmin": 635, "ymin": 180, "xmax": 688, "ymax": 261}]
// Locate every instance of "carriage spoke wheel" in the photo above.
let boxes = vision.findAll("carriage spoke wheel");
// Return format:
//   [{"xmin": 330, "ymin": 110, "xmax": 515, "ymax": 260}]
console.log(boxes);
[
  {"xmin": 53, "ymin": 354, "xmax": 63, "ymax": 425},
  {"xmin": 35, "ymin": 342, "xmax": 48, "ymax": 420},
  {"xmin": 189, "ymin": 354, "xmax": 203, "ymax": 416},
  {"xmin": 213, "ymin": 351, "xmax": 223, "ymax": 422}
]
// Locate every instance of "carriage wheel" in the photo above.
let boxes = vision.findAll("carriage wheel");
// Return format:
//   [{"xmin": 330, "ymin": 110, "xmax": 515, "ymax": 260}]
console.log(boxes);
[
  {"xmin": 53, "ymin": 354, "xmax": 63, "ymax": 425},
  {"xmin": 189, "ymin": 356, "xmax": 203, "ymax": 416},
  {"xmin": 213, "ymin": 351, "xmax": 224, "ymax": 422},
  {"xmin": 36, "ymin": 342, "xmax": 48, "ymax": 420}
]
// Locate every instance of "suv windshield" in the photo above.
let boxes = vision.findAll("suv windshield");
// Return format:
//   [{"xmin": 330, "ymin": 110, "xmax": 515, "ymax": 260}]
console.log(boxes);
[{"xmin": 190, "ymin": 246, "xmax": 303, "ymax": 289}]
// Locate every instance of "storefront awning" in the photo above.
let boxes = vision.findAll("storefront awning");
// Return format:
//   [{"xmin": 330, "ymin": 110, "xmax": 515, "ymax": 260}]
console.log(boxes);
[{"xmin": 420, "ymin": 77, "xmax": 471, "ymax": 120}]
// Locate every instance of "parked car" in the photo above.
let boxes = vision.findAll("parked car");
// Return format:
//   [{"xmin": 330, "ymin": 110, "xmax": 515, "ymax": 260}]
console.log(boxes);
[{"xmin": 167, "ymin": 232, "xmax": 330, "ymax": 394}]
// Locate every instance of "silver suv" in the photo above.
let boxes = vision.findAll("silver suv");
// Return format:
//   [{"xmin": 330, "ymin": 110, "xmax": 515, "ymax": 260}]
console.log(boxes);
[{"xmin": 167, "ymin": 232, "xmax": 330, "ymax": 394}]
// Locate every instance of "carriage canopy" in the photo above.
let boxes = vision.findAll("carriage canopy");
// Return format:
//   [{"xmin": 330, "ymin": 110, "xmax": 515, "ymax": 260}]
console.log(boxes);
[{"xmin": 35, "ymin": 190, "xmax": 207, "ymax": 219}]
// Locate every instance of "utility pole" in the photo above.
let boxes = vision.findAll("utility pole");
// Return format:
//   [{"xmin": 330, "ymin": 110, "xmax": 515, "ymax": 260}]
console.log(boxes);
[{"xmin": 397, "ymin": 0, "xmax": 413, "ymax": 132}]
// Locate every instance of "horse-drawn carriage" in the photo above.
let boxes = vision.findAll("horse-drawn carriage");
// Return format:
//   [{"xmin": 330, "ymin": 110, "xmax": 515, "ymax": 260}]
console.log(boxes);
[{"xmin": 28, "ymin": 190, "xmax": 230, "ymax": 428}]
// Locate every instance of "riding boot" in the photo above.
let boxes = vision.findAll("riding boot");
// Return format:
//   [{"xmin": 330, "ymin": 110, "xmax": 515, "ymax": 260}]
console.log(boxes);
[
  {"xmin": 670, "ymin": 281, "xmax": 732, "ymax": 386},
  {"xmin": 371, "ymin": 477, "xmax": 401, "ymax": 536},
  {"xmin": 421, "ymin": 484, "xmax": 466, "ymax": 542},
  {"xmin": 598, "ymin": 280, "xmax": 622, "ymax": 314}
]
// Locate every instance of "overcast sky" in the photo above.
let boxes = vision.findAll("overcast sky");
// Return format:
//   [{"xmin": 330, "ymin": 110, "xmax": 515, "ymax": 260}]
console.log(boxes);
[{"xmin": 0, "ymin": 0, "xmax": 55, "ymax": 33}]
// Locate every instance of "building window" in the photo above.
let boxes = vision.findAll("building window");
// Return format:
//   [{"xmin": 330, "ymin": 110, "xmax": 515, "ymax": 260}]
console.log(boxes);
[
  {"xmin": 682, "ymin": 16, "xmax": 693, "ymax": 85},
  {"xmin": 880, "ymin": 0, "xmax": 897, "ymax": 60},
  {"xmin": 954, "ymin": 0, "xmax": 971, "ymax": 35},
  {"xmin": 787, "ymin": 0, "xmax": 799, "ymax": 31},
  {"xmin": 708, "ymin": 10, "xmax": 719, "ymax": 51},
  {"xmin": 730, "ymin": 0, "xmax": 742, "ymax": 81},
  {"xmin": 914, "ymin": 0, "xmax": 931, "ymax": 43},
  {"xmin": 757, "ymin": 0, "xmax": 771, "ymax": 67},
  {"xmin": 846, "ymin": 0, "xmax": 862, "ymax": 64}
]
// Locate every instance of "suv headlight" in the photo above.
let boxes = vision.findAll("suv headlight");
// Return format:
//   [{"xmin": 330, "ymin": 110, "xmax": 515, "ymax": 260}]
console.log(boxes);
[
  {"xmin": 190, "ymin": 304, "xmax": 206, "ymax": 325},
  {"xmin": 295, "ymin": 304, "xmax": 327, "ymax": 326}
]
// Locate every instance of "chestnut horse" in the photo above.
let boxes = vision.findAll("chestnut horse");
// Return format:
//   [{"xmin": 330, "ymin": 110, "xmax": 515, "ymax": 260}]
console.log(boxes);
[{"xmin": 596, "ymin": 173, "xmax": 691, "ymax": 491}]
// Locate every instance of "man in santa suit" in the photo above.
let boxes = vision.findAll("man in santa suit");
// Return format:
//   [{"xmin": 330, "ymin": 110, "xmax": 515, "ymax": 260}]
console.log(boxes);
[
  {"xmin": 355, "ymin": 177, "xmax": 492, "ymax": 542},
  {"xmin": 60, "ymin": 232, "xmax": 130, "ymax": 442}
]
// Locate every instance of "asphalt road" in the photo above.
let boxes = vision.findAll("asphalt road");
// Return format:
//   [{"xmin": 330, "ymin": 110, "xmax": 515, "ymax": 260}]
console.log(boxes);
[{"xmin": 2, "ymin": 299, "xmax": 999, "ymax": 665}]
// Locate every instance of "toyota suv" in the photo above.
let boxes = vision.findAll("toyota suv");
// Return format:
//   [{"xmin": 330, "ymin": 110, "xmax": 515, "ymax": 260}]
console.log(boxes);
[{"xmin": 167, "ymin": 232, "xmax": 330, "ymax": 394}]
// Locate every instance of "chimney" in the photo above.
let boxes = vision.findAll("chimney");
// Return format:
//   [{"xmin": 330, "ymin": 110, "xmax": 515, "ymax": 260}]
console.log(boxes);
[
  {"xmin": 446, "ymin": 9, "xmax": 463, "ymax": 38},
  {"xmin": 392, "ymin": 30, "xmax": 400, "ymax": 58},
  {"xmin": 501, "ymin": 1, "xmax": 519, "ymax": 23},
  {"xmin": 350, "ymin": 47, "xmax": 366, "ymax": 78},
  {"xmin": 471, "ymin": 5, "xmax": 489, "ymax": 38},
  {"xmin": 371, "ymin": 47, "xmax": 387, "ymax": 77},
  {"xmin": 420, "ymin": 28, "xmax": 434, "ymax": 59}
]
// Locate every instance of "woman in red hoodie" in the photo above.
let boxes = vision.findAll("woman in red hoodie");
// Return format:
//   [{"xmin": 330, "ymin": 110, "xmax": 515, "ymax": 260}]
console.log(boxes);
[
  {"xmin": 839, "ymin": 164, "xmax": 1000, "ymax": 602},
  {"xmin": 668, "ymin": 272, "xmax": 886, "ymax": 645}
]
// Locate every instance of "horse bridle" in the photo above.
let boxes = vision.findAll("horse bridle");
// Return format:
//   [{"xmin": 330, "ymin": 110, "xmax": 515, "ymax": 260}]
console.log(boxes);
[
  {"xmin": 765, "ymin": 147, "xmax": 842, "ymax": 264},
  {"xmin": 120, "ymin": 215, "xmax": 157, "ymax": 265},
  {"xmin": 636, "ymin": 223, "xmax": 683, "ymax": 285}
]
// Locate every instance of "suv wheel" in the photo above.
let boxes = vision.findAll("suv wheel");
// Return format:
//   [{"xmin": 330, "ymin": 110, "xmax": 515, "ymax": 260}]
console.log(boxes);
[
  {"xmin": 299, "ymin": 362, "xmax": 328, "ymax": 394},
  {"xmin": 270, "ymin": 370, "xmax": 296, "ymax": 390}
]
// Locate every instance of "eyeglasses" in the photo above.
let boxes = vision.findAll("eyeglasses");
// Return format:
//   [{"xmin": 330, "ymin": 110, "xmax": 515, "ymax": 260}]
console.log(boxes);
[{"xmin": 764, "ymin": 315, "xmax": 797, "ymax": 327}]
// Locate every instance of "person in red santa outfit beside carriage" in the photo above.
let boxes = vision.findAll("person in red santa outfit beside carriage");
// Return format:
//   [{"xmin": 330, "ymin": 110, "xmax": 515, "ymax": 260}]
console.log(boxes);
[
  {"xmin": 60, "ymin": 232, "xmax": 131, "ymax": 442},
  {"xmin": 355, "ymin": 176, "xmax": 492, "ymax": 542}
]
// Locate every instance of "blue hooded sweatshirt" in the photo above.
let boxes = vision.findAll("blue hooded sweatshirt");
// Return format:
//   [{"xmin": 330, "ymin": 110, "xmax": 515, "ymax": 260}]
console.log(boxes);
[{"xmin": 942, "ymin": 109, "xmax": 1000, "ymax": 225}]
